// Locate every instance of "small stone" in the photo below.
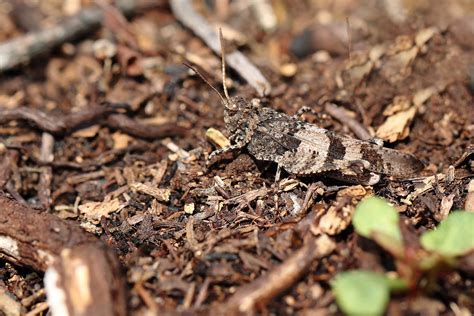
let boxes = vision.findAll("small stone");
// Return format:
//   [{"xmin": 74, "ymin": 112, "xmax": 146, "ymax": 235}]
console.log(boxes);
[
  {"xmin": 184, "ymin": 203, "xmax": 195, "ymax": 214},
  {"xmin": 279, "ymin": 63, "xmax": 298, "ymax": 77}
]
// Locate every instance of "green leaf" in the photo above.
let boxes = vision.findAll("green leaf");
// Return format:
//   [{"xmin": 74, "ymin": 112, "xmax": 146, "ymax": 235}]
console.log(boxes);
[
  {"xmin": 420, "ymin": 211, "xmax": 474, "ymax": 257},
  {"xmin": 353, "ymin": 196, "xmax": 403, "ymax": 246},
  {"xmin": 332, "ymin": 271, "xmax": 390, "ymax": 316}
]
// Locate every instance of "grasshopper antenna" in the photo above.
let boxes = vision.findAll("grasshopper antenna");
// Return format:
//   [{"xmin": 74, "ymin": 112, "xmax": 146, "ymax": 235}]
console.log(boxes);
[
  {"xmin": 345, "ymin": 17, "xmax": 352, "ymax": 65},
  {"xmin": 183, "ymin": 62, "xmax": 227, "ymax": 105},
  {"xmin": 219, "ymin": 28, "xmax": 230, "ymax": 100}
]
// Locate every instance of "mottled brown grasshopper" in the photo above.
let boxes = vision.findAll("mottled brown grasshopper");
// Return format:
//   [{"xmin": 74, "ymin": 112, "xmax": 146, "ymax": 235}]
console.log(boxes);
[{"xmin": 186, "ymin": 30, "xmax": 423, "ymax": 185}]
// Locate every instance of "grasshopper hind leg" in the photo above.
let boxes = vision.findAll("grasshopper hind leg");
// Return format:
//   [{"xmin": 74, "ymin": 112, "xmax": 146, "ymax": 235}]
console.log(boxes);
[{"xmin": 324, "ymin": 169, "xmax": 381, "ymax": 185}]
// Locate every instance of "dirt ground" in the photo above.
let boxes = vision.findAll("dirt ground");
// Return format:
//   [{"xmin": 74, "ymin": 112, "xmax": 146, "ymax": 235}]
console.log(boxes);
[{"xmin": 0, "ymin": 0, "xmax": 473, "ymax": 315}]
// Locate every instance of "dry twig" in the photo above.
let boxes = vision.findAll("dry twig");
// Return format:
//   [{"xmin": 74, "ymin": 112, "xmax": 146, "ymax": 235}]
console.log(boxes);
[
  {"xmin": 324, "ymin": 103, "xmax": 372, "ymax": 140},
  {"xmin": 106, "ymin": 114, "xmax": 187, "ymax": 139},
  {"xmin": 0, "ymin": 105, "xmax": 186, "ymax": 139},
  {"xmin": 222, "ymin": 234, "xmax": 335, "ymax": 314},
  {"xmin": 170, "ymin": 0, "xmax": 271, "ymax": 96},
  {"xmin": 38, "ymin": 132, "xmax": 54, "ymax": 209},
  {"xmin": 0, "ymin": 0, "xmax": 154, "ymax": 72}
]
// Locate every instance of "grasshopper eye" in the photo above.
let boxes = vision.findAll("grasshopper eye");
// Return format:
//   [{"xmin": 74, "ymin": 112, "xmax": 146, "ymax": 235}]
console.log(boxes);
[{"xmin": 224, "ymin": 100, "xmax": 238, "ymax": 111}]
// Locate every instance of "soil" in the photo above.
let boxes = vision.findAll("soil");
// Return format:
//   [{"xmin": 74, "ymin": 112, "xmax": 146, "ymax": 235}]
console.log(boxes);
[{"xmin": 0, "ymin": 0, "xmax": 473, "ymax": 315}]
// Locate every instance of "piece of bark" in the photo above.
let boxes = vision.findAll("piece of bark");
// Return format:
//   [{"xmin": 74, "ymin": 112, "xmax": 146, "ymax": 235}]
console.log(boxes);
[
  {"xmin": 0, "ymin": 192, "xmax": 126, "ymax": 316},
  {"xmin": 44, "ymin": 243, "xmax": 126, "ymax": 316}
]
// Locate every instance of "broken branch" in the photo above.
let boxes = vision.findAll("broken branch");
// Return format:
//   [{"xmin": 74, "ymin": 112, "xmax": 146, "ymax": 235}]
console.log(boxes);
[
  {"xmin": 0, "ymin": 105, "xmax": 186, "ymax": 139},
  {"xmin": 222, "ymin": 234, "xmax": 335, "ymax": 314},
  {"xmin": 0, "ymin": 193, "xmax": 127, "ymax": 316}
]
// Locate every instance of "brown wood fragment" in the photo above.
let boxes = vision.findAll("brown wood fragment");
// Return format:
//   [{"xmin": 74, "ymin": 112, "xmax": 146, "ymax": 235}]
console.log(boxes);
[
  {"xmin": 130, "ymin": 182, "xmax": 171, "ymax": 202},
  {"xmin": 38, "ymin": 133, "xmax": 54, "ymax": 209},
  {"xmin": 45, "ymin": 243, "xmax": 126, "ymax": 316},
  {"xmin": 324, "ymin": 103, "xmax": 372, "ymax": 140},
  {"xmin": 106, "ymin": 114, "xmax": 187, "ymax": 139},
  {"xmin": 0, "ymin": 105, "xmax": 124, "ymax": 135},
  {"xmin": 0, "ymin": 106, "xmax": 186, "ymax": 139},
  {"xmin": 0, "ymin": 193, "xmax": 127, "ymax": 316},
  {"xmin": 0, "ymin": 285, "xmax": 23, "ymax": 316},
  {"xmin": 222, "ymin": 234, "xmax": 335, "ymax": 314},
  {"xmin": 465, "ymin": 180, "xmax": 474, "ymax": 212}
]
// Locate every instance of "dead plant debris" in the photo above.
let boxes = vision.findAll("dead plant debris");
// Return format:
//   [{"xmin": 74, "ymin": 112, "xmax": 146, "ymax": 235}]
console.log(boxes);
[{"xmin": 0, "ymin": 1, "xmax": 473, "ymax": 315}]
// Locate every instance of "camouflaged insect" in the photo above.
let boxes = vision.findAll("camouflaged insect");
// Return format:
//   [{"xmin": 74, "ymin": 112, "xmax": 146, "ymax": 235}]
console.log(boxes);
[
  {"xmin": 188, "ymin": 29, "xmax": 423, "ymax": 185},
  {"xmin": 208, "ymin": 96, "xmax": 423, "ymax": 185}
]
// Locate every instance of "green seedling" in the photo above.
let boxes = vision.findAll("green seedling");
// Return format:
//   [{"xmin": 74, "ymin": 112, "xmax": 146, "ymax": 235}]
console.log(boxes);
[{"xmin": 332, "ymin": 196, "xmax": 474, "ymax": 315}]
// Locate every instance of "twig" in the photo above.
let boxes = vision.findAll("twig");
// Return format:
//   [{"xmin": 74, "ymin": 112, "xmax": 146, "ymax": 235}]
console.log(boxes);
[
  {"xmin": 0, "ymin": 192, "xmax": 127, "ymax": 316},
  {"xmin": 0, "ymin": 105, "xmax": 186, "ymax": 139},
  {"xmin": 106, "ymin": 114, "xmax": 187, "ymax": 139},
  {"xmin": 170, "ymin": 0, "xmax": 271, "ymax": 96},
  {"xmin": 221, "ymin": 234, "xmax": 335, "ymax": 314},
  {"xmin": 0, "ymin": 105, "xmax": 125, "ymax": 134},
  {"xmin": 0, "ymin": 0, "xmax": 152, "ymax": 72},
  {"xmin": 38, "ymin": 132, "xmax": 54, "ymax": 209},
  {"xmin": 453, "ymin": 144, "xmax": 474, "ymax": 167},
  {"xmin": 324, "ymin": 103, "xmax": 372, "ymax": 140}
]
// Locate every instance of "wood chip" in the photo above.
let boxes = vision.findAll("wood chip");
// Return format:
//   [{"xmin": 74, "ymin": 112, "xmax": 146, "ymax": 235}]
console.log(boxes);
[
  {"xmin": 465, "ymin": 180, "xmax": 474, "ymax": 212},
  {"xmin": 71, "ymin": 125, "xmax": 101, "ymax": 138},
  {"xmin": 0, "ymin": 285, "xmax": 22, "ymax": 316},
  {"xmin": 24, "ymin": 302, "xmax": 48, "ymax": 316},
  {"xmin": 78, "ymin": 198, "xmax": 122, "ymax": 222},
  {"xmin": 112, "ymin": 132, "xmax": 132, "ymax": 149},
  {"xmin": 279, "ymin": 178, "xmax": 300, "ymax": 191},
  {"xmin": 319, "ymin": 185, "xmax": 369, "ymax": 235},
  {"xmin": 130, "ymin": 182, "xmax": 171, "ymax": 202},
  {"xmin": 206, "ymin": 128, "xmax": 230, "ymax": 149},
  {"xmin": 437, "ymin": 193, "xmax": 455, "ymax": 221},
  {"xmin": 402, "ymin": 173, "xmax": 446, "ymax": 205},
  {"xmin": 279, "ymin": 63, "xmax": 297, "ymax": 77}
]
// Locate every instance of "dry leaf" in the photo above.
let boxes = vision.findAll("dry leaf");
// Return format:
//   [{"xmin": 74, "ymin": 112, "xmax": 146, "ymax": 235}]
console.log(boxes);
[
  {"xmin": 383, "ymin": 96, "xmax": 412, "ymax": 116},
  {"xmin": 376, "ymin": 107, "xmax": 416, "ymax": 142}
]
